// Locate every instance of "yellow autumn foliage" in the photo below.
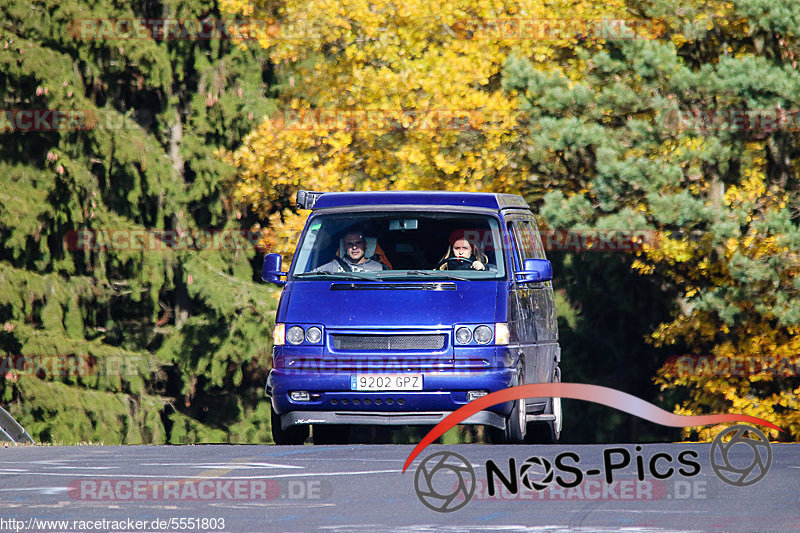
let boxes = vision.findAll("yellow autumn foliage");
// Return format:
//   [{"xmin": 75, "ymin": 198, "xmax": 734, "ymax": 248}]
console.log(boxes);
[
  {"xmin": 651, "ymin": 167, "xmax": 800, "ymax": 440},
  {"xmin": 219, "ymin": 0, "xmax": 628, "ymax": 255},
  {"xmin": 219, "ymin": 0, "xmax": 799, "ymax": 441}
]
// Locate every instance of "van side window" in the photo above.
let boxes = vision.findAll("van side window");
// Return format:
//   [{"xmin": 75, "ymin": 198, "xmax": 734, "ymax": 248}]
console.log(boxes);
[
  {"xmin": 507, "ymin": 221, "xmax": 525, "ymax": 270},
  {"xmin": 518, "ymin": 219, "xmax": 546, "ymax": 260},
  {"xmin": 508, "ymin": 220, "xmax": 540, "ymax": 265}
]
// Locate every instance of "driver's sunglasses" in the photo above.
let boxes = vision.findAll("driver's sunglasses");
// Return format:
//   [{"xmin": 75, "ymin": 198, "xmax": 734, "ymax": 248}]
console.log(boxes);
[{"xmin": 345, "ymin": 240, "xmax": 366, "ymax": 248}]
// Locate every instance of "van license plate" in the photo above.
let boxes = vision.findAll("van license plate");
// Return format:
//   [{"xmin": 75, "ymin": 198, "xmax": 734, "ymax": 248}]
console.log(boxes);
[{"xmin": 351, "ymin": 374, "xmax": 423, "ymax": 391}]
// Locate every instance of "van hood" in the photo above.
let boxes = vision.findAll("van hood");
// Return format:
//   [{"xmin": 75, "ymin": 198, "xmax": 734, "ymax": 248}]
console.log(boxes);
[{"xmin": 280, "ymin": 281, "xmax": 500, "ymax": 328}]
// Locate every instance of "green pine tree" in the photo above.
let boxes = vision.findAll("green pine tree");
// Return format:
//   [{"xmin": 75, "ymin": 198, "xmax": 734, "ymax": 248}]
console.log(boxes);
[
  {"xmin": 0, "ymin": 0, "xmax": 279, "ymax": 443},
  {"xmin": 503, "ymin": 0, "xmax": 800, "ymax": 439}
]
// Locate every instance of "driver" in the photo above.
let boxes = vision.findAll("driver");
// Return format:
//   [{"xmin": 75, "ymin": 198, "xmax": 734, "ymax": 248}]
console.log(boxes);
[
  {"xmin": 438, "ymin": 230, "xmax": 488, "ymax": 271},
  {"xmin": 315, "ymin": 231, "xmax": 388, "ymax": 272}
]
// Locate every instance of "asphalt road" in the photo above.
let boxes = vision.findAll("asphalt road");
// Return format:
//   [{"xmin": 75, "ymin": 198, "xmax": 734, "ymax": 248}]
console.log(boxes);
[{"xmin": 0, "ymin": 443, "xmax": 797, "ymax": 532}]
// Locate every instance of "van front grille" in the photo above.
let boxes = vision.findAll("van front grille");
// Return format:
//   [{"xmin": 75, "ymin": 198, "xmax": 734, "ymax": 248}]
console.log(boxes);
[{"xmin": 332, "ymin": 334, "xmax": 446, "ymax": 351}]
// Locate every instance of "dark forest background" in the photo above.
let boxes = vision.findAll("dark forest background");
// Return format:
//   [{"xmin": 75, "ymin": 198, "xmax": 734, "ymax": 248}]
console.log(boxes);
[{"xmin": 2, "ymin": 0, "xmax": 798, "ymax": 443}]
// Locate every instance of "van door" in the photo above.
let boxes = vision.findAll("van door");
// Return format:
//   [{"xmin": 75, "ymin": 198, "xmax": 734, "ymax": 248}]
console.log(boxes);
[
  {"xmin": 508, "ymin": 218, "xmax": 559, "ymax": 410},
  {"xmin": 519, "ymin": 218, "xmax": 557, "ymax": 340},
  {"xmin": 506, "ymin": 219, "xmax": 537, "ymax": 386},
  {"xmin": 516, "ymin": 218, "xmax": 558, "ymax": 384}
]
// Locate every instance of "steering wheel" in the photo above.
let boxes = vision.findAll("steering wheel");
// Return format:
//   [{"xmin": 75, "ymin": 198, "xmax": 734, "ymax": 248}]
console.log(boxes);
[{"xmin": 436, "ymin": 257, "xmax": 474, "ymax": 270}]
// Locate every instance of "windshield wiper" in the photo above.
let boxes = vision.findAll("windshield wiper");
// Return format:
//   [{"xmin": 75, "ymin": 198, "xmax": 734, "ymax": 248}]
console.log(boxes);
[
  {"xmin": 377, "ymin": 270, "xmax": 468, "ymax": 281},
  {"xmin": 294, "ymin": 271, "xmax": 376, "ymax": 281}
]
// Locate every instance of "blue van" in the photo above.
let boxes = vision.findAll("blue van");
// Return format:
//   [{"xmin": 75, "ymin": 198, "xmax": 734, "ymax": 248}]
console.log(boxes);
[{"xmin": 262, "ymin": 191, "xmax": 561, "ymax": 444}]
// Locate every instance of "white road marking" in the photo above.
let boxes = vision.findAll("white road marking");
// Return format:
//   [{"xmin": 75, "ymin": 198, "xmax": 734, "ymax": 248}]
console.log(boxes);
[
  {"xmin": 282, "ymin": 458, "xmax": 402, "ymax": 462},
  {"xmin": 2, "ymin": 468, "xmax": 402, "ymax": 479},
  {"xmin": 0, "ymin": 487, "xmax": 70, "ymax": 494},
  {"xmin": 50, "ymin": 466, "xmax": 117, "ymax": 470},
  {"xmin": 243, "ymin": 468, "xmax": 404, "ymax": 479},
  {"xmin": 589, "ymin": 510, "xmax": 707, "ymax": 514},
  {"xmin": 206, "ymin": 502, "xmax": 336, "ymax": 509},
  {"xmin": 140, "ymin": 462, "xmax": 302, "ymax": 469},
  {"xmin": 318, "ymin": 527, "xmax": 699, "ymax": 532}
]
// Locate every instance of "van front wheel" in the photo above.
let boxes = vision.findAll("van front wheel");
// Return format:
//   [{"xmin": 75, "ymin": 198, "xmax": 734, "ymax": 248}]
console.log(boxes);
[
  {"xmin": 489, "ymin": 363, "xmax": 527, "ymax": 444},
  {"xmin": 271, "ymin": 405, "xmax": 309, "ymax": 445},
  {"xmin": 526, "ymin": 365, "xmax": 562, "ymax": 443}
]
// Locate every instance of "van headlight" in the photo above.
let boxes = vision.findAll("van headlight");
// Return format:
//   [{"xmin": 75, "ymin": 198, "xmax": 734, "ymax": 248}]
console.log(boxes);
[
  {"xmin": 305, "ymin": 326, "xmax": 322, "ymax": 344},
  {"xmin": 473, "ymin": 325, "xmax": 493, "ymax": 344},
  {"xmin": 455, "ymin": 327, "xmax": 472, "ymax": 345},
  {"xmin": 287, "ymin": 326, "xmax": 305, "ymax": 345}
]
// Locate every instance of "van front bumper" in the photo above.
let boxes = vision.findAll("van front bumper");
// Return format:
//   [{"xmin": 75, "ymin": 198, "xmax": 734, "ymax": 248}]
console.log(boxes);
[
  {"xmin": 277, "ymin": 409, "xmax": 507, "ymax": 431},
  {"xmin": 267, "ymin": 365, "xmax": 517, "ymax": 430}
]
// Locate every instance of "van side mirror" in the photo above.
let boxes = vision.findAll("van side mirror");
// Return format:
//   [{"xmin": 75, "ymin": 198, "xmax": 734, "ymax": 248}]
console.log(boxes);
[
  {"xmin": 262, "ymin": 253, "xmax": 286, "ymax": 285},
  {"xmin": 516, "ymin": 258, "xmax": 553, "ymax": 283}
]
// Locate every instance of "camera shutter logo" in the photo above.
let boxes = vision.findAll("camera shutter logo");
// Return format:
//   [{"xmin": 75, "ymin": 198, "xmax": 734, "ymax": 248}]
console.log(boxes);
[
  {"xmin": 520, "ymin": 456, "xmax": 554, "ymax": 491},
  {"xmin": 414, "ymin": 451, "xmax": 475, "ymax": 512},
  {"xmin": 710, "ymin": 424, "xmax": 772, "ymax": 487}
]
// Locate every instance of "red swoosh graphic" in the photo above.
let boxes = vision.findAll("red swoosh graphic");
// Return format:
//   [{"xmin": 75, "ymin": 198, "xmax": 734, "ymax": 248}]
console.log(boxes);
[{"xmin": 402, "ymin": 383, "xmax": 782, "ymax": 473}]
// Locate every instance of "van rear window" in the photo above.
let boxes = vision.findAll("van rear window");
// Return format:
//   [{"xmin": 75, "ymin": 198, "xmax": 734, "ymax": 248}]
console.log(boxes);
[{"xmin": 291, "ymin": 211, "xmax": 506, "ymax": 280}]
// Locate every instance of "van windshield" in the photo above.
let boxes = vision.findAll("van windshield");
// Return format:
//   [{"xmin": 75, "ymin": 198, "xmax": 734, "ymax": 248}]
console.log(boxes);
[{"xmin": 291, "ymin": 211, "xmax": 506, "ymax": 280}]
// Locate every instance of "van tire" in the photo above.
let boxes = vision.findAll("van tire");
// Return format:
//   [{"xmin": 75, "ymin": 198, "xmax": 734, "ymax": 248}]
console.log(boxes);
[
  {"xmin": 271, "ymin": 405, "xmax": 309, "ymax": 445},
  {"xmin": 489, "ymin": 362, "xmax": 527, "ymax": 444},
  {"xmin": 504, "ymin": 394, "xmax": 527, "ymax": 444},
  {"xmin": 525, "ymin": 365, "xmax": 562, "ymax": 443}
]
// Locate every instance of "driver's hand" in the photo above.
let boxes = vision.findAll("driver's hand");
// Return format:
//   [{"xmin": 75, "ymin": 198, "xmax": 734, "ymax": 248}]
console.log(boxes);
[{"xmin": 471, "ymin": 261, "xmax": 485, "ymax": 271}]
